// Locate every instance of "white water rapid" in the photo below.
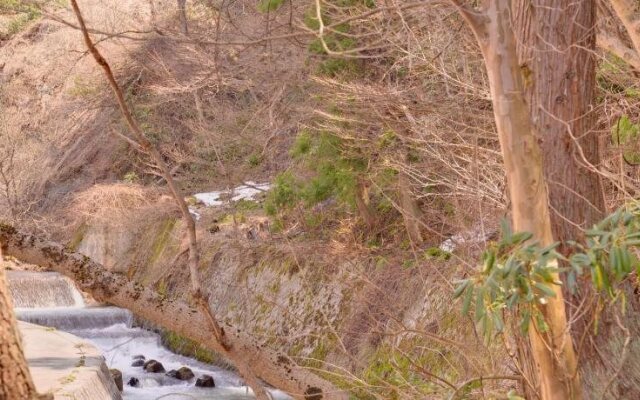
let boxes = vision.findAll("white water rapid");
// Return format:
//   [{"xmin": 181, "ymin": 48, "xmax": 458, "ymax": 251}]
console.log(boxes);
[{"xmin": 8, "ymin": 270, "xmax": 289, "ymax": 400}]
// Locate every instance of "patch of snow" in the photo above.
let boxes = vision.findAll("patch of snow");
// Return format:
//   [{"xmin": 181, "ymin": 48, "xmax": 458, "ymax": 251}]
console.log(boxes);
[
  {"xmin": 230, "ymin": 182, "xmax": 270, "ymax": 202},
  {"xmin": 439, "ymin": 225, "xmax": 492, "ymax": 253},
  {"xmin": 189, "ymin": 208, "xmax": 201, "ymax": 221},
  {"xmin": 439, "ymin": 237, "xmax": 457, "ymax": 253},
  {"xmin": 193, "ymin": 191, "xmax": 225, "ymax": 207},
  {"xmin": 193, "ymin": 181, "xmax": 270, "ymax": 207}
]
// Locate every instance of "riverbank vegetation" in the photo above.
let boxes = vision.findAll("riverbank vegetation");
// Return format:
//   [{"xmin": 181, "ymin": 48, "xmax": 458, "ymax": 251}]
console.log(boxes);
[{"xmin": 2, "ymin": 0, "xmax": 640, "ymax": 399}]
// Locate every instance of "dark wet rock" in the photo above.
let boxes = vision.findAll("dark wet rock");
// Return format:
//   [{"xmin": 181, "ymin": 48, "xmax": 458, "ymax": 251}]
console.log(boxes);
[
  {"xmin": 195, "ymin": 374, "xmax": 215, "ymax": 387},
  {"xmin": 167, "ymin": 367, "xmax": 194, "ymax": 380},
  {"xmin": 166, "ymin": 370, "xmax": 179, "ymax": 379},
  {"xmin": 132, "ymin": 354, "xmax": 146, "ymax": 360},
  {"xmin": 131, "ymin": 359, "xmax": 144, "ymax": 367},
  {"xmin": 176, "ymin": 366, "xmax": 194, "ymax": 380},
  {"xmin": 143, "ymin": 359, "xmax": 166, "ymax": 373},
  {"xmin": 109, "ymin": 369, "xmax": 123, "ymax": 391},
  {"xmin": 304, "ymin": 387, "xmax": 323, "ymax": 400},
  {"xmin": 127, "ymin": 377, "xmax": 140, "ymax": 387}
]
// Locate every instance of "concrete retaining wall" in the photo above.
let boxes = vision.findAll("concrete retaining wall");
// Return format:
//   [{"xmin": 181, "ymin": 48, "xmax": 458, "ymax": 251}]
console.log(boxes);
[{"xmin": 20, "ymin": 321, "xmax": 122, "ymax": 400}]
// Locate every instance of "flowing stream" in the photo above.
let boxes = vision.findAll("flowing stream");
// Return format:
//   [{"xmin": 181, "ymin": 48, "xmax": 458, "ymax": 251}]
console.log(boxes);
[{"xmin": 8, "ymin": 270, "xmax": 289, "ymax": 400}]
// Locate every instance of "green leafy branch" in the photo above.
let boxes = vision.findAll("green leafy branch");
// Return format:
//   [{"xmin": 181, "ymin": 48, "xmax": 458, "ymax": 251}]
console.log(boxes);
[
  {"xmin": 455, "ymin": 204, "xmax": 640, "ymax": 342},
  {"xmin": 567, "ymin": 204, "xmax": 640, "ymax": 301},
  {"xmin": 454, "ymin": 220, "xmax": 562, "ymax": 342}
]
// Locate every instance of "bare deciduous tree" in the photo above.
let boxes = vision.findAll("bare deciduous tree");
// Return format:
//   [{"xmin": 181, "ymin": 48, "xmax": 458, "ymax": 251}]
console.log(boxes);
[
  {"xmin": 449, "ymin": 0, "xmax": 582, "ymax": 398},
  {"xmin": 513, "ymin": 0, "xmax": 606, "ymax": 249},
  {"xmin": 68, "ymin": 1, "xmax": 347, "ymax": 398}
]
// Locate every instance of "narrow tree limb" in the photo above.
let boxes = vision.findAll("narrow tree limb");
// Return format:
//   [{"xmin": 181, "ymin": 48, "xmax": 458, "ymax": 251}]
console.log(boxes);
[
  {"xmin": 446, "ymin": 0, "xmax": 488, "ymax": 40},
  {"xmin": 67, "ymin": 1, "xmax": 336, "ymax": 398},
  {"xmin": 597, "ymin": 32, "xmax": 640, "ymax": 71},
  {"xmin": 69, "ymin": 0, "xmax": 223, "ymax": 359},
  {"xmin": 608, "ymin": 0, "xmax": 640, "ymax": 59},
  {"xmin": 0, "ymin": 225, "xmax": 348, "ymax": 400},
  {"xmin": 109, "ymin": 129, "xmax": 146, "ymax": 152},
  {"xmin": 69, "ymin": 0, "xmax": 203, "ymax": 296}
]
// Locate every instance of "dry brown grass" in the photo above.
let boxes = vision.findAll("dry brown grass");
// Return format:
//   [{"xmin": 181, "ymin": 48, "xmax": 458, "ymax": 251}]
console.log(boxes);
[
  {"xmin": 5, "ymin": 0, "xmax": 640, "ymax": 398},
  {"xmin": 70, "ymin": 182, "xmax": 174, "ymax": 222},
  {"xmin": 0, "ymin": 0, "xmax": 315, "ymax": 230}
]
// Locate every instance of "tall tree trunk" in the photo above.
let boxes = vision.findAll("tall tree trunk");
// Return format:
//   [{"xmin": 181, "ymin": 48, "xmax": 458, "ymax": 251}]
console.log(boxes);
[
  {"xmin": 453, "ymin": 0, "xmax": 582, "ymax": 398},
  {"xmin": 512, "ymin": 2, "xmax": 607, "ymax": 393},
  {"xmin": 512, "ymin": 0, "xmax": 605, "ymax": 247},
  {"xmin": 0, "ymin": 225, "xmax": 348, "ymax": 400},
  {"xmin": 0, "ymin": 255, "xmax": 50, "ymax": 400}
]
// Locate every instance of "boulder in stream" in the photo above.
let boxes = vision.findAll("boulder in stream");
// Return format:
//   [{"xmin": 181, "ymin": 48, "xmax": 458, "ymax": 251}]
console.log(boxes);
[
  {"xmin": 109, "ymin": 369, "xmax": 123, "ymax": 391},
  {"xmin": 143, "ymin": 359, "xmax": 166, "ymax": 373},
  {"xmin": 195, "ymin": 374, "xmax": 215, "ymax": 387},
  {"xmin": 127, "ymin": 377, "xmax": 140, "ymax": 387},
  {"xmin": 166, "ymin": 370, "xmax": 179, "ymax": 379},
  {"xmin": 166, "ymin": 366, "xmax": 194, "ymax": 381},
  {"xmin": 176, "ymin": 366, "xmax": 195, "ymax": 380},
  {"xmin": 132, "ymin": 354, "xmax": 146, "ymax": 360},
  {"xmin": 131, "ymin": 359, "xmax": 144, "ymax": 367}
]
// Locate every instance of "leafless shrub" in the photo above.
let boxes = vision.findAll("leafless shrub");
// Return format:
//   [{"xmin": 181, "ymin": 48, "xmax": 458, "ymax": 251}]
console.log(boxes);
[
  {"xmin": 301, "ymin": 0, "xmax": 504, "ymax": 246},
  {"xmin": 0, "ymin": 113, "xmax": 43, "ymax": 225},
  {"xmin": 70, "ymin": 182, "xmax": 176, "ymax": 224}
]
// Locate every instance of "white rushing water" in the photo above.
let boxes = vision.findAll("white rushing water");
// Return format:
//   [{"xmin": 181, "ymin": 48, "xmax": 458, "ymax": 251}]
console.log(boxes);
[
  {"xmin": 9, "ymin": 270, "xmax": 85, "ymax": 308},
  {"xmin": 9, "ymin": 271, "xmax": 289, "ymax": 400}
]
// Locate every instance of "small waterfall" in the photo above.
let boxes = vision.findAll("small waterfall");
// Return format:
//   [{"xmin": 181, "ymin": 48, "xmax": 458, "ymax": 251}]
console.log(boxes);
[
  {"xmin": 16, "ymin": 307, "xmax": 133, "ymax": 330},
  {"xmin": 8, "ymin": 271, "xmax": 290, "ymax": 400},
  {"xmin": 7, "ymin": 270, "xmax": 85, "ymax": 308}
]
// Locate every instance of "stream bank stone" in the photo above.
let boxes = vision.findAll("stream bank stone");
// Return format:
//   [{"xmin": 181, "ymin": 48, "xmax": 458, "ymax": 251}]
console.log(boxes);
[
  {"xmin": 127, "ymin": 377, "xmax": 140, "ymax": 387},
  {"xmin": 195, "ymin": 374, "xmax": 215, "ymax": 387},
  {"xmin": 143, "ymin": 359, "xmax": 165, "ymax": 373},
  {"xmin": 166, "ymin": 367, "xmax": 194, "ymax": 380},
  {"xmin": 132, "ymin": 354, "xmax": 146, "ymax": 366},
  {"xmin": 166, "ymin": 370, "xmax": 179, "ymax": 379},
  {"xmin": 176, "ymin": 366, "xmax": 195, "ymax": 380},
  {"xmin": 109, "ymin": 369, "xmax": 123, "ymax": 391}
]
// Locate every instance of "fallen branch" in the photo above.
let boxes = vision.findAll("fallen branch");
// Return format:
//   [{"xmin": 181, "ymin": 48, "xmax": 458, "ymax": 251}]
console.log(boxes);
[
  {"xmin": 0, "ymin": 224, "xmax": 348, "ymax": 400},
  {"xmin": 68, "ymin": 0, "xmax": 271, "ymax": 397}
]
